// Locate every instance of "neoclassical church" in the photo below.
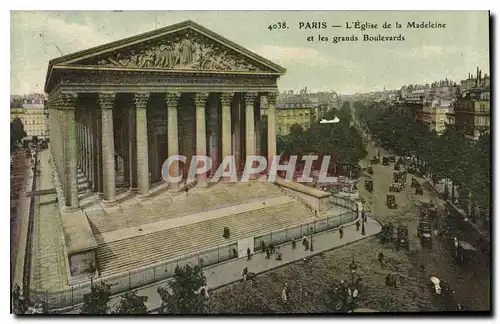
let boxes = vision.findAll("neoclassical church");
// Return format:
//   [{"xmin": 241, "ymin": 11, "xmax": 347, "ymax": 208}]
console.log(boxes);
[{"xmin": 45, "ymin": 20, "xmax": 286, "ymax": 209}]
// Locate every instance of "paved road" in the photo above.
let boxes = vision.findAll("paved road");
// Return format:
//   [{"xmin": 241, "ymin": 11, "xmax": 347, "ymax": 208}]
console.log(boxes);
[
  {"xmin": 62, "ymin": 216, "xmax": 381, "ymax": 313},
  {"xmin": 356, "ymin": 134, "xmax": 490, "ymax": 311}
]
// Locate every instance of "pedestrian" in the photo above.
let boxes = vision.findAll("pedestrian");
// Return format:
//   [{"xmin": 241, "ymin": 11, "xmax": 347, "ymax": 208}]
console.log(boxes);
[
  {"xmin": 247, "ymin": 247, "xmax": 252, "ymax": 260},
  {"xmin": 292, "ymin": 239, "xmax": 296, "ymax": 249},
  {"xmin": 361, "ymin": 222, "xmax": 366, "ymax": 236},
  {"xmin": 269, "ymin": 243, "xmax": 274, "ymax": 254},
  {"xmin": 184, "ymin": 186, "xmax": 189, "ymax": 196},
  {"xmin": 355, "ymin": 219, "xmax": 360, "ymax": 231},
  {"xmin": 265, "ymin": 247, "xmax": 271, "ymax": 260},
  {"xmin": 260, "ymin": 241, "xmax": 266, "ymax": 254},
  {"xmin": 378, "ymin": 252, "xmax": 384, "ymax": 266},
  {"xmin": 275, "ymin": 248, "xmax": 283, "ymax": 261},
  {"xmin": 303, "ymin": 238, "xmax": 309, "ymax": 251},
  {"xmin": 339, "ymin": 226, "xmax": 344, "ymax": 239},
  {"xmin": 281, "ymin": 283, "xmax": 288, "ymax": 303},
  {"xmin": 302, "ymin": 235, "xmax": 307, "ymax": 246}
]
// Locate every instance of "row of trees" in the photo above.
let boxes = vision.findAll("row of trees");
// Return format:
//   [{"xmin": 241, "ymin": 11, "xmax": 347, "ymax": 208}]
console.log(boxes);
[
  {"xmin": 272, "ymin": 102, "xmax": 367, "ymax": 176},
  {"xmin": 355, "ymin": 100, "xmax": 491, "ymax": 215},
  {"xmin": 80, "ymin": 264, "xmax": 211, "ymax": 314}
]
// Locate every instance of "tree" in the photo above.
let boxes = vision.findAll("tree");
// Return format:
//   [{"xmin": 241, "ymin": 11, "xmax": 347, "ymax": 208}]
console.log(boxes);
[
  {"xmin": 157, "ymin": 264, "xmax": 208, "ymax": 314},
  {"xmin": 10, "ymin": 117, "xmax": 27, "ymax": 151},
  {"xmin": 113, "ymin": 291, "xmax": 148, "ymax": 314},
  {"xmin": 80, "ymin": 282, "xmax": 111, "ymax": 314}
]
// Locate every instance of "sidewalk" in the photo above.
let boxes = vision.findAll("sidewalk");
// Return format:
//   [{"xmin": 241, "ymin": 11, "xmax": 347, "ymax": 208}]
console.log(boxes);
[
  {"xmin": 62, "ymin": 216, "xmax": 381, "ymax": 313},
  {"xmin": 423, "ymin": 176, "xmax": 489, "ymax": 242}
]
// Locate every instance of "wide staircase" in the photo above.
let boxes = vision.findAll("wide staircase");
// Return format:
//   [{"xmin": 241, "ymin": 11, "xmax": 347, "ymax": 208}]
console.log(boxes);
[
  {"xmin": 87, "ymin": 181, "xmax": 285, "ymax": 233},
  {"xmin": 96, "ymin": 197, "xmax": 314, "ymax": 277}
]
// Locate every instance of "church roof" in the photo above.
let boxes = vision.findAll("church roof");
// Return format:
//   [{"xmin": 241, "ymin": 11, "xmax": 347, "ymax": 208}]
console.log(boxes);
[{"xmin": 44, "ymin": 20, "xmax": 286, "ymax": 93}]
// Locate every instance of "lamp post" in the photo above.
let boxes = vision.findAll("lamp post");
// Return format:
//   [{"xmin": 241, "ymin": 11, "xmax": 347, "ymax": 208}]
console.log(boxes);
[
  {"xmin": 87, "ymin": 263, "xmax": 97, "ymax": 291},
  {"xmin": 310, "ymin": 226, "xmax": 314, "ymax": 251}
]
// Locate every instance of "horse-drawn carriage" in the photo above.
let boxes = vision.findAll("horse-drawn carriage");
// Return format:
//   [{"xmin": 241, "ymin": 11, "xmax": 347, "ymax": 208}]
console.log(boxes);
[
  {"xmin": 378, "ymin": 223, "xmax": 395, "ymax": 244},
  {"xmin": 389, "ymin": 182, "xmax": 403, "ymax": 192},
  {"xmin": 386, "ymin": 194, "xmax": 397, "ymax": 209},
  {"xmin": 370, "ymin": 156, "xmax": 380, "ymax": 165},
  {"xmin": 365, "ymin": 166, "xmax": 373, "ymax": 175},
  {"xmin": 389, "ymin": 155, "xmax": 396, "ymax": 163},
  {"xmin": 393, "ymin": 170, "xmax": 407, "ymax": 183},
  {"xmin": 364, "ymin": 178, "xmax": 374, "ymax": 192},
  {"xmin": 455, "ymin": 241, "xmax": 477, "ymax": 266},
  {"xmin": 327, "ymin": 278, "xmax": 362, "ymax": 312},
  {"xmin": 415, "ymin": 183, "xmax": 424, "ymax": 195},
  {"xmin": 382, "ymin": 156, "xmax": 390, "ymax": 166},
  {"xmin": 418, "ymin": 219, "xmax": 433, "ymax": 248},
  {"xmin": 397, "ymin": 225, "xmax": 410, "ymax": 251}
]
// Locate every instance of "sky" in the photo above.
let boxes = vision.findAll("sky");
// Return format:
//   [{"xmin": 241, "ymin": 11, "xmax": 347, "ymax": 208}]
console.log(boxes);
[{"xmin": 10, "ymin": 10, "xmax": 490, "ymax": 95}]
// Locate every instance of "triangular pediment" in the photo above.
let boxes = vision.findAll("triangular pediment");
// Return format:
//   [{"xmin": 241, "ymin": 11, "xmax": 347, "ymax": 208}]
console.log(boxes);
[{"xmin": 51, "ymin": 21, "xmax": 285, "ymax": 74}]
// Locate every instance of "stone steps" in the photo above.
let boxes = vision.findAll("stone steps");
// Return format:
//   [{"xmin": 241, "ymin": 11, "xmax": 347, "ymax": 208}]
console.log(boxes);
[
  {"xmin": 88, "ymin": 182, "xmax": 285, "ymax": 233},
  {"xmin": 96, "ymin": 200, "xmax": 313, "ymax": 276}
]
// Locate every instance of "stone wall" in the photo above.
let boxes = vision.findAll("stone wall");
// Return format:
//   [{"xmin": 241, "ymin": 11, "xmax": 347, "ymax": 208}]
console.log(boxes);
[
  {"xmin": 273, "ymin": 178, "xmax": 331, "ymax": 214},
  {"xmin": 68, "ymin": 250, "xmax": 96, "ymax": 279}
]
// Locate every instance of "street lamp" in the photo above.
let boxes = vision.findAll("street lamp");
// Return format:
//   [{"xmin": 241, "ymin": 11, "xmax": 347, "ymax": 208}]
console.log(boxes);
[
  {"xmin": 87, "ymin": 263, "xmax": 97, "ymax": 290},
  {"xmin": 310, "ymin": 226, "xmax": 314, "ymax": 251}
]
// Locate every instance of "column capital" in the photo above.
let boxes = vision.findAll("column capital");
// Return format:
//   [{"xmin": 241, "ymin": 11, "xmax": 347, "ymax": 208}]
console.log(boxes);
[
  {"xmin": 55, "ymin": 92, "xmax": 78, "ymax": 109},
  {"xmin": 164, "ymin": 92, "xmax": 181, "ymax": 107},
  {"xmin": 220, "ymin": 92, "xmax": 234, "ymax": 105},
  {"xmin": 266, "ymin": 92, "xmax": 277, "ymax": 105},
  {"xmin": 134, "ymin": 93, "xmax": 150, "ymax": 108},
  {"xmin": 244, "ymin": 92, "xmax": 259, "ymax": 105},
  {"xmin": 97, "ymin": 92, "xmax": 116, "ymax": 109},
  {"xmin": 195, "ymin": 93, "xmax": 209, "ymax": 106}
]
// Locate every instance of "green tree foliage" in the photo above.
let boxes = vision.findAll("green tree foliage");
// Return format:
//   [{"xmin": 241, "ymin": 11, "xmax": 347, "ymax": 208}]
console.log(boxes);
[
  {"xmin": 113, "ymin": 291, "xmax": 148, "ymax": 314},
  {"xmin": 10, "ymin": 117, "xmax": 27, "ymax": 151},
  {"xmin": 355, "ymin": 100, "xmax": 490, "ymax": 214},
  {"xmin": 157, "ymin": 265, "xmax": 208, "ymax": 314},
  {"xmin": 275, "ymin": 102, "xmax": 367, "ymax": 175},
  {"xmin": 80, "ymin": 282, "xmax": 111, "ymax": 314}
]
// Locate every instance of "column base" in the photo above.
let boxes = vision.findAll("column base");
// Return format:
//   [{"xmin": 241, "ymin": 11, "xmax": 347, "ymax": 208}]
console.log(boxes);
[
  {"xmin": 168, "ymin": 182, "xmax": 181, "ymax": 192},
  {"xmin": 97, "ymin": 192, "xmax": 104, "ymax": 200},
  {"xmin": 63, "ymin": 205, "xmax": 80, "ymax": 213},
  {"xmin": 101, "ymin": 199, "xmax": 117, "ymax": 207},
  {"xmin": 129, "ymin": 187, "xmax": 139, "ymax": 194},
  {"xmin": 197, "ymin": 179, "xmax": 208, "ymax": 188},
  {"xmin": 137, "ymin": 193, "xmax": 150, "ymax": 201}
]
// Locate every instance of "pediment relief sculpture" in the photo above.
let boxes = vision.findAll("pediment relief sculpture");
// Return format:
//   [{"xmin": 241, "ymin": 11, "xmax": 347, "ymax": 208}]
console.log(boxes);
[{"xmin": 90, "ymin": 30, "xmax": 267, "ymax": 72}]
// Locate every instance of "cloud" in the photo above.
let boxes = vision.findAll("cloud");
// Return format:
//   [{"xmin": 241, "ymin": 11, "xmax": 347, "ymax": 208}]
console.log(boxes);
[
  {"xmin": 251, "ymin": 44, "xmax": 359, "ymax": 71},
  {"xmin": 14, "ymin": 12, "xmax": 117, "ymax": 55}
]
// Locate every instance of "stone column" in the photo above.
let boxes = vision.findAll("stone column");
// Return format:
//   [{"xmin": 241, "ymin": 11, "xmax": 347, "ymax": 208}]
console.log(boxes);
[
  {"xmin": 82, "ymin": 124, "xmax": 87, "ymax": 177},
  {"xmin": 60, "ymin": 93, "xmax": 79, "ymax": 210},
  {"xmin": 255, "ymin": 98, "xmax": 261, "ymax": 157},
  {"xmin": 134, "ymin": 93, "xmax": 150, "ymax": 198},
  {"xmin": 245, "ymin": 92, "xmax": 257, "ymax": 174},
  {"xmin": 221, "ymin": 93, "xmax": 233, "ymax": 160},
  {"xmin": 195, "ymin": 93, "xmax": 208, "ymax": 187},
  {"xmin": 233, "ymin": 99, "xmax": 241, "ymax": 174},
  {"xmin": 98, "ymin": 92, "xmax": 117, "ymax": 204},
  {"xmin": 165, "ymin": 92, "xmax": 180, "ymax": 189},
  {"xmin": 80, "ymin": 123, "xmax": 84, "ymax": 171},
  {"xmin": 207, "ymin": 102, "xmax": 218, "ymax": 177},
  {"xmin": 97, "ymin": 107, "xmax": 104, "ymax": 197},
  {"xmin": 267, "ymin": 92, "xmax": 277, "ymax": 170},
  {"xmin": 87, "ymin": 123, "xmax": 93, "ymax": 190},
  {"xmin": 91, "ymin": 106, "xmax": 101, "ymax": 193},
  {"xmin": 122, "ymin": 117, "xmax": 130, "ymax": 185},
  {"xmin": 128, "ymin": 103, "xmax": 138, "ymax": 193}
]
